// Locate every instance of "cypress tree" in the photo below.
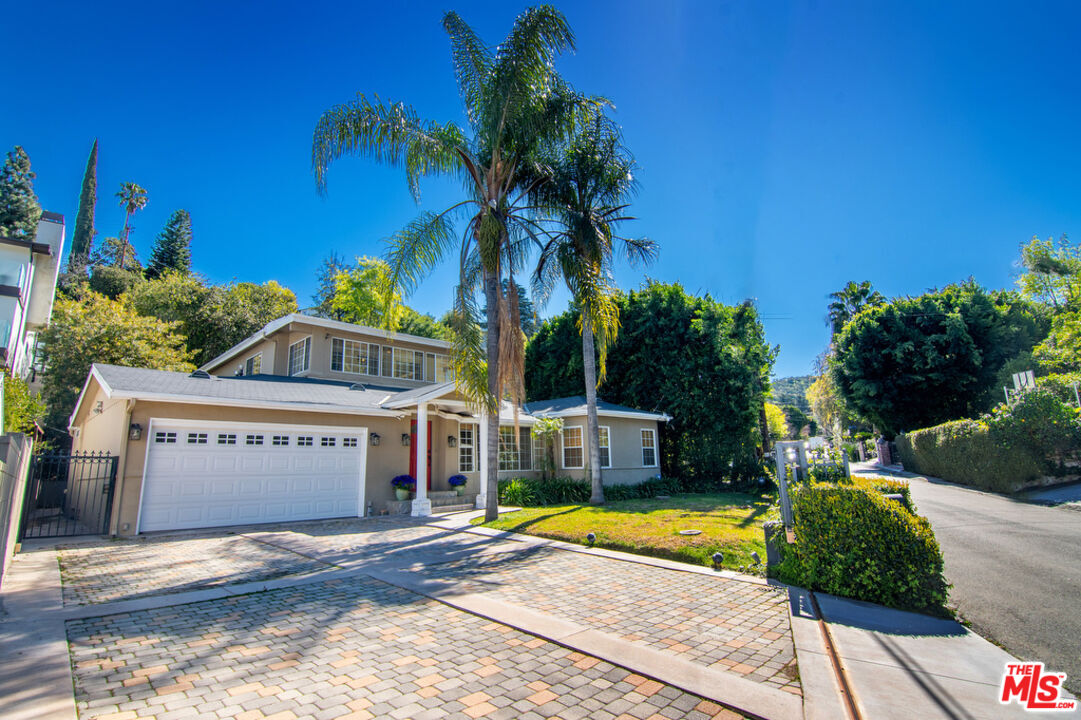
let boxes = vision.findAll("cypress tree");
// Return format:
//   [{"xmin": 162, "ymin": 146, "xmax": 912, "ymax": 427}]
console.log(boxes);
[
  {"xmin": 0, "ymin": 146, "xmax": 41, "ymax": 239},
  {"xmin": 146, "ymin": 209, "xmax": 193, "ymax": 279},
  {"xmin": 68, "ymin": 139, "xmax": 98, "ymax": 272}
]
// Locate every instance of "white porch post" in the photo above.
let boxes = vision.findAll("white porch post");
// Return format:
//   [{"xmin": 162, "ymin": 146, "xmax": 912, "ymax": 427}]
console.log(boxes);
[
  {"xmin": 411, "ymin": 402, "xmax": 432, "ymax": 517},
  {"xmin": 475, "ymin": 411, "xmax": 489, "ymax": 510}
]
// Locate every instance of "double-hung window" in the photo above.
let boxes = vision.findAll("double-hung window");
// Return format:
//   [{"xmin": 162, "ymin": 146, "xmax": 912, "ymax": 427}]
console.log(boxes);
[
  {"xmin": 331, "ymin": 338, "xmax": 379, "ymax": 375},
  {"xmin": 288, "ymin": 337, "xmax": 311, "ymax": 376},
  {"xmin": 244, "ymin": 353, "xmax": 262, "ymax": 376},
  {"xmin": 598, "ymin": 426, "xmax": 611, "ymax": 468},
  {"xmin": 562, "ymin": 426, "xmax": 584, "ymax": 469},
  {"xmin": 458, "ymin": 424, "xmax": 475, "ymax": 472},
  {"xmin": 392, "ymin": 348, "xmax": 424, "ymax": 381},
  {"xmin": 641, "ymin": 428, "xmax": 657, "ymax": 467},
  {"xmin": 498, "ymin": 427, "xmax": 533, "ymax": 471}
]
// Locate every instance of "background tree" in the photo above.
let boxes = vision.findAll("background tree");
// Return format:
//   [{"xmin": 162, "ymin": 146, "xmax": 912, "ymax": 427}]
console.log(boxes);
[
  {"xmin": 780, "ymin": 404, "xmax": 815, "ymax": 438},
  {"xmin": 482, "ymin": 280, "xmax": 539, "ymax": 338},
  {"xmin": 146, "ymin": 209, "xmax": 193, "ymax": 279},
  {"xmin": 764, "ymin": 402, "xmax": 788, "ymax": 440},
  {"xmin": 311, "ymin": 251, "xmax": 348, "ymax": 319},
  {"xmin": 327, "ymin": 256, "xmax": 449, "ymax": 339},
  {"xmin": 37, "ymin": 293, "xmax": 194, "ymax": 431},
  {"xmin": 67, "ymin": 140, "xmax": 98, "ymax": 276},
  {"xmin": 526, "ymin": 282, "xmax": 774, "ymax": 480},
  {"xmin": 831, "ymin": 281, "xmax": 1049, "ymax": 435},
  {"xmin": 1018, "ymin": 234, "xmax": 1081, "ymax": 309},
  {"xmin": 827, "ymin": 280, "xmax": 884, "ymax": 335},
  {"xmin": 530, "ymin": 114, "xmax": 655, "ymax": 504},
  {"xmin": 114, "ymin": 182, "xmax": 147, "ymax": 270},
  {"xmin": 770, "ymin": 375, "xmax": 814, "ymax": 413},
  {"xmin": 311, "ymin": 6, "xmax": 595, "ymax": 520},
  {"xmin": 0, "ymin": 146, "xmax": 41, "ymax": 239},
  {"xmin": 3, "ymin": 372, "xmax": 46, "ymax": 434},
  {"xmin": 805, "ymin": 371, "xmax": 851, "ymax": 440}
]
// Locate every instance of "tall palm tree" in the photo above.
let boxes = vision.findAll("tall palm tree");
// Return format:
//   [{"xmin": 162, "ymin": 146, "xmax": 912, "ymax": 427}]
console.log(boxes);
[
  {"xmin": 115, "ymin": 182, "xmax": 148, "ymax": 270},
  {"xmin": 311, "ymin": 6, "xmax": 596, "ymax": 521},
  {"xmin": 532, "ymin": 115, "xmax": 655, "ymax": 504},
  {"xmin": 827, "ymin": 280, "xmax": 884, "ymax": 335}
]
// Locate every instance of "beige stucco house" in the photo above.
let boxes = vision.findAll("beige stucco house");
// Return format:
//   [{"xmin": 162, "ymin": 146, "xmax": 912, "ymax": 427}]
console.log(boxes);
[{"xmin": 68, "ymin": 313, "xmax": 669, "ymax": 536}]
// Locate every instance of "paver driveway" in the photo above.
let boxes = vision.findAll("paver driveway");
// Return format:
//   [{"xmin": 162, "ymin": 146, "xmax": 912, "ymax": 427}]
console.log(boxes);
[
  {"xmin": 68, "ymin": 574, "xmax": 743, "ymax": 720},
  {"xmin": 2, "ymin": 514, "xmax": 811, "ymax": 719}
]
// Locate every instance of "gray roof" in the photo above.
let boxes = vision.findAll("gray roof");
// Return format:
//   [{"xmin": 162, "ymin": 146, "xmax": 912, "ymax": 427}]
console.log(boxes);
[
  {"xmin": 91, "ymin": 364, "xmax": 401, "ymax": 413},
  {"xmin": 524, "ymin": 396, "xmax": 670, "ymax": 420}
]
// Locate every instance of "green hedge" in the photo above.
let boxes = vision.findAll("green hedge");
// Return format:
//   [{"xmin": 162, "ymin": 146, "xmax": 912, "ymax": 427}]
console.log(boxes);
[
  {"xmin": 497, "ymin": 475, "xmax": 739, "ymax": 507},
  {"xmin": 896, "ymin": 389, "xmax": 1080, "ymax": 493},
  {"xmin": 817, "ymin": 475, "xmax": 913, "ymax": 511},
  {"xmin": 775, "ymin": 485, "xmax": 947, "ymax": 613}
]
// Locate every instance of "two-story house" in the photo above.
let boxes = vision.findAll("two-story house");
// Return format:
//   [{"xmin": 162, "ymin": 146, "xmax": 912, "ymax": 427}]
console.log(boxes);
[
  {"xmin": 0, "ymin": 211, "xmax": 65, "ymax": 380},
  {"xmin": 66, "ymin": 313, "xmax": 669, "ymax": 536}
]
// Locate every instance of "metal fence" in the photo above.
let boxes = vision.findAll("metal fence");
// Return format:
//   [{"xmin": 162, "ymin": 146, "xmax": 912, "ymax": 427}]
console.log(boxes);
[{"xmin": 18, "ymin": 451, "xmax": 118, "ymax": 539}]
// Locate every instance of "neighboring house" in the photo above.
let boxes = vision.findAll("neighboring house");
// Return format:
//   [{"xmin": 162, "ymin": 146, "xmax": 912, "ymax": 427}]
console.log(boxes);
[
  {"xmin": 0, "ymin": 211, "xmax": 65, "ymax": 380},
  {"xmin": 67, "ymin": 313, "xmax": 669, "ymax": 535}
]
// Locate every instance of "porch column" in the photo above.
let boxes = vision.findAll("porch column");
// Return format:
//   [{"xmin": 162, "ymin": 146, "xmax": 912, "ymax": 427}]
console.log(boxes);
[
  {"xmin": 411, "ymin": 402, "xmax": 432, "ymax": 517},
  {"xmin": 475, "ymin": 411, "xmax": 488, "ymax": 510}
]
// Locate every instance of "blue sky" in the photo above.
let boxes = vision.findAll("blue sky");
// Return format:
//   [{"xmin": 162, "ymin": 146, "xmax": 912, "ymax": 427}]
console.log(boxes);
[{"xmin": 5, "ymin": 1, "xmax": 1081, "ymax": 378}]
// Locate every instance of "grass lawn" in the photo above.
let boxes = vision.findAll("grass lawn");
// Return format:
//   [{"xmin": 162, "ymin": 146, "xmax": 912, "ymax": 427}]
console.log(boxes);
[{"xmin": 474, "ymin": 491, "xmax": 775, "ymax": 570}]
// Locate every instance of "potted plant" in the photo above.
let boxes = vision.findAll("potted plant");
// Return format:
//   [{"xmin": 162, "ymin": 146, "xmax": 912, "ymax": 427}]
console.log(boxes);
[
  {"xmin": 448, "ymin": 474, "xmax": 467, "ymax": 496},
  {"xmin": 391, "ymin": 474, "xmax": 416, "ymax": 501}
]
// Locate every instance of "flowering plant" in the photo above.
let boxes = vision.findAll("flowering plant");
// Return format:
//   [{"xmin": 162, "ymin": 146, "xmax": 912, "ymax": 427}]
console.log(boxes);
[
  {"xmin": 448, "ymin": 474, "xmax": 467, "ymax": 487},
  {"xmin": 391, "ymin": 474, "xmax": 416, "ymax": 488}
]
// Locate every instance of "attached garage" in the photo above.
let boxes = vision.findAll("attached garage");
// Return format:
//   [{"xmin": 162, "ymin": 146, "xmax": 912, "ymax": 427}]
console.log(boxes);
[{"xmin": 138, "ymin": 420, "xmax": 367, "ymax": 532}]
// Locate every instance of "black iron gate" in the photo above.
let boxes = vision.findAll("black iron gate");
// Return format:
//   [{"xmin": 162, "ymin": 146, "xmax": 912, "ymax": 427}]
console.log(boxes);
[{"xmin": 19, "ymin": 452, "xmax": 118, "ymax": 539}]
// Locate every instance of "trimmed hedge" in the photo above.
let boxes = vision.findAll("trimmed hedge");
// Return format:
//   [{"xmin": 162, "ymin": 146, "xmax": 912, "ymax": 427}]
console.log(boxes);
[
  {"xmin": 818, "ymin": 474, "xmax": 913, "ymax": 512},
  {"xmin": 896, "ymin": 388, "xmax": 1081, "ymax": 493},
  {"xmin": 775, "ymin": 485, "xmax": 948, "ymax": 613},
  {"xmin": 497, "ymin": 475, "xmax": 737, "ymax": 507}
]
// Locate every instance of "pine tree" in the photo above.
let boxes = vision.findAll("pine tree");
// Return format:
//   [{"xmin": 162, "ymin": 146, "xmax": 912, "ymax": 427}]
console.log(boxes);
[
  {"xmin": 146, "ymin": 209, "xmax": 193, "ymax": 279},
  {"xmin": 0, "ymin": 146, "xmax": 41, "ymax": 239},
  {"xmin": 68, "ymin": 139, "xmax": 98, "ymax": 273}
]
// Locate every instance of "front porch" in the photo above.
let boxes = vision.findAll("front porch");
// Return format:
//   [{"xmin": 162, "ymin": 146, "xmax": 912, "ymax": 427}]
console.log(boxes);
[{"xmin": 385, "ymin": 490, "xmax": 479, "ymax": 516}]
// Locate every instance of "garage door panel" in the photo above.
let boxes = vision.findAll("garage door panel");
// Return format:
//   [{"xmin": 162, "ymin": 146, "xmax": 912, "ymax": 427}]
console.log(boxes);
[{"xmin": 140, "ymin": 422, "xmax": 365, "ymax": 532}]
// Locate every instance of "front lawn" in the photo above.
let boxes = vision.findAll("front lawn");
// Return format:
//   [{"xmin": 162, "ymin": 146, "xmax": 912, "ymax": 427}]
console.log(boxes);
[{"xmin": 474, "ymin": 492, "xmax": 774, "ymax": 569}]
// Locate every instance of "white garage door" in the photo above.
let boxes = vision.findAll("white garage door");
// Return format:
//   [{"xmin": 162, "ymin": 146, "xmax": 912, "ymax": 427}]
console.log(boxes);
[{"xmin": 139, "ymin": 420, "xmax": 366, "ymax": 532}]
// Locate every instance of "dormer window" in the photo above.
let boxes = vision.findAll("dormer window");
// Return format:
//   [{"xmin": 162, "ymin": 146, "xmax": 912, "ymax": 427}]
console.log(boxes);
[
  {"xmin": 244, "ymin": 353, "xmax": 262, "ymax": 376},
  {"xmin": 331, "ymin": 338, "xmax": 378, "ymax": 375}
]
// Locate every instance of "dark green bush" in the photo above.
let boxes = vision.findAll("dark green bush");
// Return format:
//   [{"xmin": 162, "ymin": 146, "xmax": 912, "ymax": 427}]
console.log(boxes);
[
  {"xmin": 775, "ymin": 485, "xmax": 947, "ymax": 614},
  {"xmin": 897, "ymin": 388, "xmax": 1080, "ymax": 492},
  {"xmin": 498, "ymin": 475, "xmax": 700, "ymax": 506},
  {"xmin": 806, "ymin": 464, "xmax": 846, "ymax": 484}
]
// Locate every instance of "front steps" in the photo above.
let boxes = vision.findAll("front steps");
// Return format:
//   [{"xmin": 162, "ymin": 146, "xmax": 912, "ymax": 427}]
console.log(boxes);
[{"xmin": 386, "ymin": 490, "xmax": 478, "ymax": 516}]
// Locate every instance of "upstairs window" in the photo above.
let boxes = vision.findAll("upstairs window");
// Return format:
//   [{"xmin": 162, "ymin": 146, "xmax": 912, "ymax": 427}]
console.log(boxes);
[
  {"xmin": 331, "ymin": 338, "xmax": 379, "ymax": 375},
  {"xmin": 392, "ymin": 348, "xmax": 424, "ymax": 381},
  {"xmin": 288, "ymin": 337, "xmax": 311, "ymax": 376},
  {"xmin": 244, "ymin": 353, "xmax": 262, "ymax": 376}
]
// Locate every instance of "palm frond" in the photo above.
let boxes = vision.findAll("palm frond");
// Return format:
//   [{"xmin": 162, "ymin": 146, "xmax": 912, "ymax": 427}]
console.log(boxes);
[
  {"xmin": 383, "ymin": 206, "xmax": 467, "ymax": 321},
  {"xmin": 312, "ymin": 94, "xmax": 465, "ymax": 199},
  {"xmin": 442, "ymin": 12, "xmax": 494, "ymax": 126}
]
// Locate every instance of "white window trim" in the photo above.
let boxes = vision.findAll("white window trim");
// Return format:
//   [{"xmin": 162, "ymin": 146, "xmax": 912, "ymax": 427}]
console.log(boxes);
[
  {"xmin": 562, "ymin": 425, "xmax": 585, "ymax": 470},
  {"xmin": 641, "ymin": 428, "xmax": 658, "ymax": 468},
  {"xmin": 598, "ymin": 425, "xmax": 612, "ymax": 469},
  {"xmin": 330, "ymin": 336, "xmax": 379, "ymax": 376},
  {"xmin": 459, "ymin": 423, "xmax": 475, "ymax": 473},
  {"xmin": 288, "ymin": 336, "xmax": 311, "ymax": 376}
]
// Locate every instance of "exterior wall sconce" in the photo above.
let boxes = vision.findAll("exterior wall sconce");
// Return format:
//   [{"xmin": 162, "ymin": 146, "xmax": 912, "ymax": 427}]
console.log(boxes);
[
  {"xmin": 401, "ymin": 433, "xmax": 411, "ymax": 446},
  {"xmin": 129, "ymin": 423, "xmax": 142, "ymax": 441},
  {"xmin": 93, "ymin": 401, "xmax": 103, "ymax": 415},
  {"xmin": 447, "ymin": 435, "xmax": 457, "ymax": 448},
  {"xmin": 370, "ymin": 432, "xmax": 380, "ymax": 446}
]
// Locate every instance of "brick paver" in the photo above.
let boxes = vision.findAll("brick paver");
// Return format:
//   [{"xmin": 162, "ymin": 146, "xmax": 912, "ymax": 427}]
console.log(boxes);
[
  {"xmin": 415, "ymin": 545, "xmax": 802, "ymax": 694},
  {"xmin": 59, "ymin": 535, "xmax": 328, "ymax": 606},
  {"xmin": 67, "ymin": 575, "xmax": 746, "ymax": 720}
]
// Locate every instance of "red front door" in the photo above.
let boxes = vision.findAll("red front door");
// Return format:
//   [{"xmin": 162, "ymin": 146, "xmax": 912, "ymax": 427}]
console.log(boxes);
[{"xmin": 408, "ymin": 420, "xmax": 433, "ymax": 489}]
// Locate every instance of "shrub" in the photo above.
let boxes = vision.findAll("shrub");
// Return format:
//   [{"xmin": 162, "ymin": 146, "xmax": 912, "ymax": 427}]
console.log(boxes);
[
  {"xmin": 498, "ymin": 475, "xmax": 691, "ymax": 506},
  {"xmin": 897, "ymin": 389, "xmax": 1080, "ymax": 492},
  {"xmin": 819, "ymin": 474, "xmax": 914, "ymax": 512},
  {"xmin": 775, "ymin": 485, "xmax": 947, "ymax": 613},
  {"xmin": 806, "ymin": 464, "xmax": 846, "ymax": 484},
  {"xmin": 499, "ymin": 478, "xmax": 537, "ymax": 507}
]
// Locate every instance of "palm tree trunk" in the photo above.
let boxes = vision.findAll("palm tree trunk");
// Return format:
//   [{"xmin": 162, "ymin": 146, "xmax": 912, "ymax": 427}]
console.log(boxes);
[
  {"xmin": 483, "ymin": 267, "xmax": 501, "ymax": 522},
  {"xmin": 582, "ymin": 317, "xmax": 605, "ymax": 504},
  {"xmin": 117, "ymin": 209, "xmax": 132, "ymax": 269}
]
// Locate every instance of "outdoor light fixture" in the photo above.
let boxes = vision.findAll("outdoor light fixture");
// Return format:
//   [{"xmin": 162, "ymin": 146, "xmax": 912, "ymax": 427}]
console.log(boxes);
[
  {"xmin": 370, "ymin": 433, "xmax": 380, "ymax": 446},
  {"xmin": 712, "ymin": 552, "xmax": 724, "ymax": 569},
  {"xmin": 401, "ymin": 434, "xmax": 411, "ymax": 446},
  {"xmin": 128, "ymin": 423, "xmax": 142, "ymax": 441},
  {"xmin": 447, "ymin": 435, "xmax": 457, "ymax": 448},
  {"xmin": 750, "ymin": 551, "xmax": 761, "ymax": 567}
]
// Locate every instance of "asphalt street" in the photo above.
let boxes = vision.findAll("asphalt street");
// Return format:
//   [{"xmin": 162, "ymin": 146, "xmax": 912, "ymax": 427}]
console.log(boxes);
[{"xmin": 859, "ymin": 469, "xmax": 1081, "ymax": 694}]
